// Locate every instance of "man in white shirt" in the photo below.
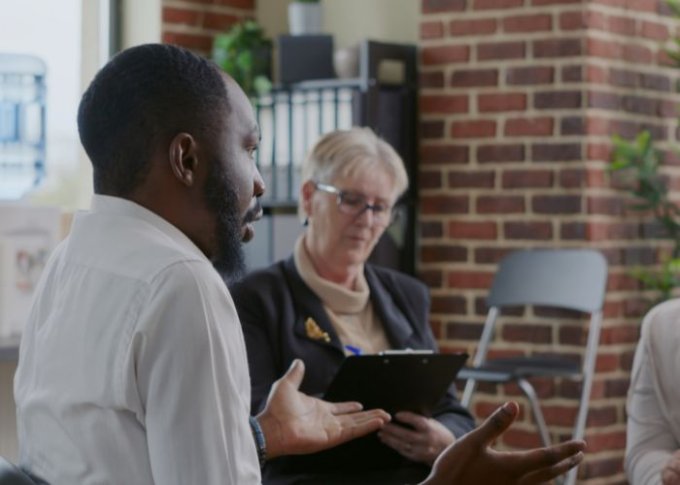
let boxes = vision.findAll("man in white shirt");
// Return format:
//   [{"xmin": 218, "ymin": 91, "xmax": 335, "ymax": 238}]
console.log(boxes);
[
  {"xmin": 14, "ymin": 43, "xmax": 585, "ymax": 485},
  {"xmin": 14, "ymin": 43, "xmax": 389, "ymax": 485}
]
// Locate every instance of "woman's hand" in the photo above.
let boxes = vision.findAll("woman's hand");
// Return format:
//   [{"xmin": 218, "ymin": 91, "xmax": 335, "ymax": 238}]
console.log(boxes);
[{"xmin": 378, "ymin": 411, "xmax": 455, "ymax": 465}]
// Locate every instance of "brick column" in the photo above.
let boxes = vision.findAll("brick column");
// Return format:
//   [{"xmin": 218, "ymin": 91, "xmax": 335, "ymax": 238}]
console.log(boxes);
[
  {"xmin": 161, "ymin": 0, "xmax": 255, "ymax": 55},
  {"xmin": 419, "ymin": 0, "xmax": 680, "ymax": 482}
]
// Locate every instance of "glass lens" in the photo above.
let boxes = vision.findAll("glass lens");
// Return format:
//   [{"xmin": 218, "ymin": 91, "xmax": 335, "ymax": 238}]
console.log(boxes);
[
  {"xmin": 338, "ymin": 192, "xmax": 367, "ymax": 213},
  {"xmin": 333, "ymin": 188, "xmax": 394, "ymax": 226}
]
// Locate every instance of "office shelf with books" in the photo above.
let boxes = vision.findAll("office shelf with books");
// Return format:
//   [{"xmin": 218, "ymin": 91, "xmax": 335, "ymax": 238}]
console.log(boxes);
[{"xmin": 247, "ymin": 40, "xmax": 418, "ymax": 275}]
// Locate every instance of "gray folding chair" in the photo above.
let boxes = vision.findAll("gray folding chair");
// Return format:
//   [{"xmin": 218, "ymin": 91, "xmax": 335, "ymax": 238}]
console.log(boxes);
[{"xmin": 459, "ymin": 249, "xmax": 608, "ymax": 485}]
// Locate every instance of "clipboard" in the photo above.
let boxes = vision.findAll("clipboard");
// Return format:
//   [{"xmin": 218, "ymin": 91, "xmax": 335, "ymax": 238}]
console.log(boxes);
[
  {"xmin": 323, "ymin": 351, "xmax": 469, "ymax": 417},
  {"xmin": 283, "ymin": 351, "xmax": 469, "ymax": 474}
]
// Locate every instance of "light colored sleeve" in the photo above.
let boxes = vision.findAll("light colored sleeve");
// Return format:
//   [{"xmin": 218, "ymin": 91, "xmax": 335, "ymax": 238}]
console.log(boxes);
[
  {"xmin": 132, "ymin": 261, "xmax": 260, "ymax": 485},
  {"xmin": 626, "ymin": 304, "xmax": 680, "ymax": 485}
]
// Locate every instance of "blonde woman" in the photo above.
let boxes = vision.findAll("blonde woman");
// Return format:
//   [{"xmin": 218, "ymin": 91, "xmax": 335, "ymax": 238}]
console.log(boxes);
[{"xmin": 231, "ymin": 127, "xmax": 474, "ymax": 484}]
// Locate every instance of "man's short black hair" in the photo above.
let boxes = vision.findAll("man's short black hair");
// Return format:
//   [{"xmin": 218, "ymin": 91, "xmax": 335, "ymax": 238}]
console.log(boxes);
[{"xmin": 78, "ymin": 43, "xmax": 228, "ymax": 196}]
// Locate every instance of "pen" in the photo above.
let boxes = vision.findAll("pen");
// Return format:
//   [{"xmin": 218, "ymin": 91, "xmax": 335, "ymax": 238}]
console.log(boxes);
[{"xmin": 345, "ymin": 345, "xmax": 363, "ymax": 356}]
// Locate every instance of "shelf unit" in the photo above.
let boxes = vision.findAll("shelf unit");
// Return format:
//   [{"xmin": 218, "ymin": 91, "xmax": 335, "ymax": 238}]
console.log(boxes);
[{"xmin": 244, "ymin": 40, "xmax": 418, "ymax": 275}]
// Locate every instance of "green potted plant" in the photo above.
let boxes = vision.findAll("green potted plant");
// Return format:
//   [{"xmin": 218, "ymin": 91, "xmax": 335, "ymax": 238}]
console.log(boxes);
[
  {"xmin": 608, "ymin": 0, "xmax": 680, "ymax": 304},
  {"xmin": 212, "ymin": 20, "xmax": 272, "ymax": 97},
  {"xmin": 610, "ymin": 131, "xmax": 680, "ymax": 302},
  {"xmin": 288, "ymin": 0, "xmax": 322, "ymax": 35}
]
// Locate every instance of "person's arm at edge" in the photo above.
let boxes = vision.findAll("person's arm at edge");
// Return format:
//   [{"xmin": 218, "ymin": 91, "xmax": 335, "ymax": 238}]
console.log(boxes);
[
  {"xmin": 230, "ymin": 276, "xmax": 282, "ymax": 415},
  {"xmin": 625, "ymin": 307, "xmax": 678, "ymax": 485}
]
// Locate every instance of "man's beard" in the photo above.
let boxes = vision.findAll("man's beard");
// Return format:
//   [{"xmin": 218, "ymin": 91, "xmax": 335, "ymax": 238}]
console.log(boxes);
[{"xmin": 204, "ymin": 160, "xmax": 246, "ymax": 282}]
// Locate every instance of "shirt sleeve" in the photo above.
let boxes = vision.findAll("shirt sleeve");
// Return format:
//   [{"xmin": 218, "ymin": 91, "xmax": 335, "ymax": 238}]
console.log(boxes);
[
  {"xmin": 625, "ymin": 308, "xmax": 678, "ymax": 485},
  {"xmin": 230, "ymin": 267, "xmax": 291, "ymax": 415},
  {"xmin": 131, "ymin": 261, "xmax": 260, "ymax": 485}
]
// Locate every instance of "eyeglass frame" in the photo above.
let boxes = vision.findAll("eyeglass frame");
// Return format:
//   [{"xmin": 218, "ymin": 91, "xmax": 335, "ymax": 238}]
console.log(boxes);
[{"xmin": 313, "ymin": 181, "xmax": 397, "ymax": 226}]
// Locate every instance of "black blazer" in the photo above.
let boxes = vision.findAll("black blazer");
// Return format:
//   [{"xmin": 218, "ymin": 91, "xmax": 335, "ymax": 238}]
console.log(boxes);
[{"xmin": 230, "ymin": 257, "xmax": 475, "ymax": 482}]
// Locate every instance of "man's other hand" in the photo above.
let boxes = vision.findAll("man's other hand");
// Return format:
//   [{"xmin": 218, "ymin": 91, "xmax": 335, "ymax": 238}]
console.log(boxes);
[{"xmin": 421, "ymin": 401, "xmax": 586, "ymax": 485}]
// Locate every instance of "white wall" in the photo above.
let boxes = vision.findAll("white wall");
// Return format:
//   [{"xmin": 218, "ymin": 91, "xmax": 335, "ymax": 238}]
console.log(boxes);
[
  {"xmin": 323, "ymin": 0, "xmax": 418, "ymax": 49},
  {"xmin": 121, "ymin": 0, "xmax": 162, "ymax": 48},
  {"xmin": 0, "ymin": 0, "xmax": 163, "ymax": 461},
  {"xmin": 0, "ymin": 0, "xmax": 84, "ymax": 207},
  {"xmin": 257, "ymin": 0, "xmax": 418, "ymax": 49},
  {"xmin": 0, "ymin": 0, "xmax": 83, "ymax": 460},
  {"xmin": 0, "ymin": 0, "xmax": 162, "ymax": 209}
]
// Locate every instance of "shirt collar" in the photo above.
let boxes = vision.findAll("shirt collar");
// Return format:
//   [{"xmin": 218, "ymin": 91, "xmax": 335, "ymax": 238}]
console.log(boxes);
[{"xmin": 89, "ymin": 194, "xmax": 209, "ymax": 262}]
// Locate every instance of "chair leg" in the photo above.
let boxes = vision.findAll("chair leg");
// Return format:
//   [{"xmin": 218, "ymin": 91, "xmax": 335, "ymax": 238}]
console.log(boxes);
[
  {"xmin": 563, "ymin": 466, "xmax": 577, "ymax": 485},
  {"xmin": 461, "ymin": 378, "xmax": 476, "ymax": 408},
  {"xmin": 561, "ymin": 380, "xmax": 592, "ymax": 485},
  {"xmin": 517, "ymin": 378, "xmax": 551, "ymax": 448},
  {"xmin": 461, "ymin": 307, "xmax": 499, "ymax": 408},
  {"xmin": 561, "ymin": 314, "xmax": 601, "ymax": 485}
]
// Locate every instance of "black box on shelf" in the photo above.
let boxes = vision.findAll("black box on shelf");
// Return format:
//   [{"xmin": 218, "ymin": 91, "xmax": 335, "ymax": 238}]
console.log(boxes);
[{"xmin": 277, "ymin": 34, "xmax": 335, "ymax": 84}]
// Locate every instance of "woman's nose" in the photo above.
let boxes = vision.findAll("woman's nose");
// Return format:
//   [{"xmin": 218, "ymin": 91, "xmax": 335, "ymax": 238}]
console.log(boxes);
[{"xmin": 354, "ymin": 205, "xmax": 376, "ymax": 226}]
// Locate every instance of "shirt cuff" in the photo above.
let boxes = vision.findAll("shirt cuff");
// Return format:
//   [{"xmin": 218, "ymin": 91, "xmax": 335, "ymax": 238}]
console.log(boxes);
[{"xmin": 249, "ymin": 416, "xmax": 267, "ymax": 467}]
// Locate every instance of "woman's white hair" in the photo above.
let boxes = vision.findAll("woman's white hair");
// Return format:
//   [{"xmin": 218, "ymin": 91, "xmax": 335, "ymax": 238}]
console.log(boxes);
[{"xmin": 299, "ymin": 127, "xmax": 409, "ymax": 219}]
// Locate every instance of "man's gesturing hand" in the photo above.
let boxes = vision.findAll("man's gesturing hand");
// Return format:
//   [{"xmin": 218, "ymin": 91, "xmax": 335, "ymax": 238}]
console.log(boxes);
[
  {"xmin": 256, "ymin": 359, "xmax": 391, "ymax": 459},
  {"xmin": 421, "ymin": 402, "xmax": 586, "ymax": 485}
]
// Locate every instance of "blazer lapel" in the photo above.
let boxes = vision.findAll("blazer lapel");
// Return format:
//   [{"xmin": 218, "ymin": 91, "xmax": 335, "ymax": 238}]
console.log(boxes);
[
  {"xmin": 282, "ymin": 257, "xmax": 346, "ymax": 356},
  {"xmin": 365, "ymin": 265, "xmax": 415, "ymax": 349}
]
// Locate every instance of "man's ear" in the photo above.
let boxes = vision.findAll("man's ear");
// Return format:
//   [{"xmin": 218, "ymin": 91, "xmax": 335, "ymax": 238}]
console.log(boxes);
[
  {"xmin": 168, "ymin": 133, "xmax": 198, "ymax": 187},
  {"xmin": 300, "ymin": 180, "xmax": 316, "ymax": 218}
]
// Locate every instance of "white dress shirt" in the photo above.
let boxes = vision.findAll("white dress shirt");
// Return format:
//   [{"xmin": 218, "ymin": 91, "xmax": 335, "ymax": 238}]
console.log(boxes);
[
  {"xmin": 14, "ymin": 195, "xmax": 260, "ymax": 485},
  {"xmin": 626, "ymin": 298, "xmax": 680, "ymax": 485}
]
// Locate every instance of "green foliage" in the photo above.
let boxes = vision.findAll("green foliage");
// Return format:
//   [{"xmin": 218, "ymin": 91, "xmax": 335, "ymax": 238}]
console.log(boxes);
[
  {"xmin": 611, "ymin": 132, "xmax": 671, "ymax": 222},
  {"xmin": 669, "ymin": 0, "xmax": 680, "ymax": 17},
  {"xmin": 629, "ymin": 259, "xmax": 680, "ymax": 302},
  {"xmin": 212, "ymin": 20, "xmax": 272, "ymax": 97},
  {"xmin": 608, "ymin": 0, "xmax": 680, "ymax": 303},
  {"xmin": 610, "ymin": 131, "xmax": 680, "ymax": 302}
]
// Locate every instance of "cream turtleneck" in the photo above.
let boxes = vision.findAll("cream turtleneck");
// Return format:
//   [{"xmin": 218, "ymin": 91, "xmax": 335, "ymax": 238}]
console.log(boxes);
[{"xmin": 294, "ymin": 235, "xmax": 391, "ymax": 356}]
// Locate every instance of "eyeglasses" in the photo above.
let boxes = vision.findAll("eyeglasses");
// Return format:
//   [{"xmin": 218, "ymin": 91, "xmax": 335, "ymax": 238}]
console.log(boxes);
[{"xmin": 315, "ymin": 182, "xmax": 395, "ymax": 226}]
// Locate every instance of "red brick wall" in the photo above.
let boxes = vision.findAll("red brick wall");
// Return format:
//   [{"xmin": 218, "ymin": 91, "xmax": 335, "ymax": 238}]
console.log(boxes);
[
  {"xmin": 161, "ymin": 0, "xmax": 255, "ymax": 55},
  {"xmin": 419, "ymin": 0, "xmax": 680, "ymax": 482}
]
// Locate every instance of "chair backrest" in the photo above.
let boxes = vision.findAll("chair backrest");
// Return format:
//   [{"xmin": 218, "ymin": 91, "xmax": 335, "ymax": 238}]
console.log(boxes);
[
  {"xmin": 488, "ymin": 249, "xmax": 608, "ymax": 314},
  {"xmin": 0, "ymin": 457, "xmax": 39, "ymax": 485},
  {"xmin": 463, "ymin": 248, "xmax": 608, "ymax": 477}
]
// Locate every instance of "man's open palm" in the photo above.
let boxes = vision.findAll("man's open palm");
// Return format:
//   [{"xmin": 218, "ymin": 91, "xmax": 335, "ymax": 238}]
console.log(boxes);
[
  {"xmin": 422, "ymin": 402, "xmax": 586, "ymax": 485},
  {"xmin": 257, "ymin": 359, "xmax": 390, "ymax": 458}
]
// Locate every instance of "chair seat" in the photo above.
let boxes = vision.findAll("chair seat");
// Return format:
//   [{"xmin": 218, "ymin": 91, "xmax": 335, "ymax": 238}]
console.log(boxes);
[{"xmin": 459, "ymin": 357, "xmax": 580, "ymax": 383}]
